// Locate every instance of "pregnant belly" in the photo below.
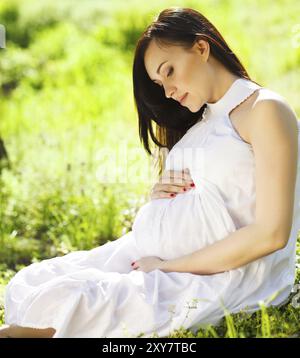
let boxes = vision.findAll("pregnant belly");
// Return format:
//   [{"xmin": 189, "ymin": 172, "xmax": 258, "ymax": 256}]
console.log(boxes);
[{"xmin": 132, "ymin": 182, "xmax": 237, "ymax": 260}]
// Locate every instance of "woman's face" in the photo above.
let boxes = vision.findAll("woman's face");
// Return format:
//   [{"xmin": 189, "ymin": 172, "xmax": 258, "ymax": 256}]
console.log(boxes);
[{"xmin": 144, "ymin": 38, "xmax": 212, "ymax": 113}]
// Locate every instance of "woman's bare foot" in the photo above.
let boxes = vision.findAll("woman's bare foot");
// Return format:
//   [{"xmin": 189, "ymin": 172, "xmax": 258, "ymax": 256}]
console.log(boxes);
[
  {"xmin": 0, "ymin": 324, "xmax": 12, "ymax": 338},
  {"xmin": 0, "ymin": 324, "xmax": 56, "ymax": 338}
]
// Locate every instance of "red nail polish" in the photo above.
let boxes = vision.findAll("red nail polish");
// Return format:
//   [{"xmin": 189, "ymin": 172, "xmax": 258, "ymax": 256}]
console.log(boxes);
[
  {"xmin": 131, "ymin": 262, "xmax": 135, "ymax": 266},
  {"xmin": 170, "ymin": 193, "xmax": 175, "ymax": 197},
  {"xmin": 183, "ymin": 188, "xmax": 186, "ymax": 191},
  {"xmin": 190, "ymin": 183, "xmax": 195, "ymax": 187}
]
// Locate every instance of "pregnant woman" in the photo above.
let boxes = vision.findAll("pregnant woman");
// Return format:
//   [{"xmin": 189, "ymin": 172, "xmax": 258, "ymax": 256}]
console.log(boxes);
[{"xmin": 1, "ymin": 7, "xmax": 300, "ymax": 338}]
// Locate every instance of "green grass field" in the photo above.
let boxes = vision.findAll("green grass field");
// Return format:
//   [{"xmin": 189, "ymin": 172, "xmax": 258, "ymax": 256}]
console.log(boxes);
[{"xmin": 0, "ymin": 0, "xmax": 300, "ymax": 337}]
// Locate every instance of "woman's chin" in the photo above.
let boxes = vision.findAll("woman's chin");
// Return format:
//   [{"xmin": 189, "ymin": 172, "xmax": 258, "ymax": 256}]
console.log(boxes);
[
  {"xmin": 187, "ymin": 104, "xmax": 199, "ymax": 113},
  {"xmin": 189, "ymin": 102, "xmax": 206, "ymax": 113}
]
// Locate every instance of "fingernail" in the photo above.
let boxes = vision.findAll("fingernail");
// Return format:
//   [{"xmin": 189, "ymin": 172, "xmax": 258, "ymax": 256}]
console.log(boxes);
[
  {"xmin": 190, "ymin": 183, "xmax": 195, "ymax": 187},
  {"xmin": 170, "ymin": 193, "xmax": 176, "ymax": 197},
  {"xmin": 183, "ymin": 188, "xmax": 186, "ymax": 191},
  {"xmin": 131, "ymin": 262, "xmax": 135, "ymax": 266}
]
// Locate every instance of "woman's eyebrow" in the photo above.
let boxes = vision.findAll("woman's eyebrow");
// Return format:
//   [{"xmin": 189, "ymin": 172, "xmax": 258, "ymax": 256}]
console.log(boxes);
[
  {"xmin": 157, "ymin": 60, "xmax": 167, "ymax": 75},
  {"xmin": 151, "ymin": 60, "xmax": 168, "ymax": 81}
]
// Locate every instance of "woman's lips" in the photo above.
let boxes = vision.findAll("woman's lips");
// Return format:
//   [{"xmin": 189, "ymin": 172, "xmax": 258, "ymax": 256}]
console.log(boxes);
[{"xmin": 179, "ymin": 93, "xmax": 188, "ymax": 104}]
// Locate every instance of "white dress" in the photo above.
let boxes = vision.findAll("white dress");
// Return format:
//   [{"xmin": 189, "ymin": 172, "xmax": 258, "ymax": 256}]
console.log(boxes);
[{"xmin": 4, "ymin": 78, "xmax": 300, "ymax": 338}]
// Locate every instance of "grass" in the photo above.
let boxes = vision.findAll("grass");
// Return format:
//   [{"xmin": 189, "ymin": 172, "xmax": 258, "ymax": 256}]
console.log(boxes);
[{"xmin": 0, "ymin": 0, "xmax": 300, "ymax": 337}]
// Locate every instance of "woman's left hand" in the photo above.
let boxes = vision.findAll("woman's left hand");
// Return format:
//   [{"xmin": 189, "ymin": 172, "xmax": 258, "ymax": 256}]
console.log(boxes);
[{"xmin": 131, "ymin": 256, "xmax": 165, "ymax": 273}]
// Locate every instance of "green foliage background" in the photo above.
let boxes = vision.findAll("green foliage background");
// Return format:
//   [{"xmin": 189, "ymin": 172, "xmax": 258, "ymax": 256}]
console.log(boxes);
[{"xmin": 0, "ymin": 0, "xmax": 299, "ymax": 337}]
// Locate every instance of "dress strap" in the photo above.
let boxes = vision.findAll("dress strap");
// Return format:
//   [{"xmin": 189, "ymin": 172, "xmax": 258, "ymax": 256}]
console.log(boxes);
[{"xmin": 205, "ymin": 78, "xmax": 262, "ymax": 118}]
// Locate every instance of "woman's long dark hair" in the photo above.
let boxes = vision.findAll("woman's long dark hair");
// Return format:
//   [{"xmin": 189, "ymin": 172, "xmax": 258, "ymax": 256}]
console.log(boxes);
[{"xmin": 132, "ymin": 7, "xmax": 257, "ymax": 176}]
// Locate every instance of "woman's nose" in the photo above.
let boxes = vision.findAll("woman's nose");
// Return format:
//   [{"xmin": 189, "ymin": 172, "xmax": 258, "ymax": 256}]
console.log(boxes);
[{"xmin": 165, "ymin": 87, "xmax": 176, "ymax": 99}]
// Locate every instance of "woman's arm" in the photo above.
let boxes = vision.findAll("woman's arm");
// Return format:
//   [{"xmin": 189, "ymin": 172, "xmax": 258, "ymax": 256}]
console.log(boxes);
[
  {"xmin": 159, "ymin": 223, "xmax": 284, "ymax": 275},
  {"xmin": 160, "ymin": 98, "xmax": 299, "ymax": 275}
]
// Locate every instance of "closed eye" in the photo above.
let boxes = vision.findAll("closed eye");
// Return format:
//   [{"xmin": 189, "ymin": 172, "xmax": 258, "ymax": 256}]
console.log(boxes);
[
  {"xmin": 167, "ymin": 67, "xmax": 173, "ymax": 77},
  {"xmin": 154, "ymin": 67, "xmax": 173, "ymax": 87}
]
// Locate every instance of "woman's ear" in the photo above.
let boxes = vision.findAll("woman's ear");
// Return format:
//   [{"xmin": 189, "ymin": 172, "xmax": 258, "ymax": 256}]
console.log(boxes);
[{"xmin": 194, "ymin": 38, "xmax": 210, "ymax": 62}]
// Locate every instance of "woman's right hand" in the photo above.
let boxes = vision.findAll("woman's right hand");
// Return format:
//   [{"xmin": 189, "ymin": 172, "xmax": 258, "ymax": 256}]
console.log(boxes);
[{"xmin": 149, "ymin": 168, "xmax": 195, "ymax": 200}]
